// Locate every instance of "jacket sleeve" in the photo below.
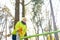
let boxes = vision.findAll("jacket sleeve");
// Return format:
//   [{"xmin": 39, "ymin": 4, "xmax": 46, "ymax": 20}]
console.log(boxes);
[
  {"xmin": 15, "ymin": 21, "xmax": 20, "ymax": 32},
  {"xmin": 12, "ymin": 21, "xmax": 20, "ymax": 35}
]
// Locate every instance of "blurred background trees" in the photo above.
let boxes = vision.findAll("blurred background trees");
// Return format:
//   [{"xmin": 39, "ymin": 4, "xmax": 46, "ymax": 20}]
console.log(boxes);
[{"xmin": 0, "ymin": 0, "xmax": 60, "ymax": 40}]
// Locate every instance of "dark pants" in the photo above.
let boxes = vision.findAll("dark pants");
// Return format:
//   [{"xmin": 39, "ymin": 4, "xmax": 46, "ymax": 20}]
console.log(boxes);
[{"xmin": 12, "ymin": 34, "xmax": 16, "ymax": 40}]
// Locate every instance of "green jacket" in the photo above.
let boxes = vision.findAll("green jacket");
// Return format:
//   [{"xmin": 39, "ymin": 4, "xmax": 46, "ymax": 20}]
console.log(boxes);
[{"xmin": 12, "ymin": 21, "xmax": 27, "ymax": 37}]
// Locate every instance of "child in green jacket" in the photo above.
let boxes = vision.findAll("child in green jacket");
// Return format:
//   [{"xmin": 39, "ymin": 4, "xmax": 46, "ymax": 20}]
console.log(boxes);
[{"xmin": 12, "ymin": 18, "xmax": 27, "ymax": 40}]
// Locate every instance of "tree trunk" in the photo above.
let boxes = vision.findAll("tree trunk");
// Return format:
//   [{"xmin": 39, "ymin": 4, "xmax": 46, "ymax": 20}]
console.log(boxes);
[
  {"xmin": 49, "ymin": 20, "xmax": 52, "ymax": 40},
  {"xmin": 22, "ymin": 0, "xmax": 25, "ymax": 17},
  {"xmin": 14, "ymin": 0, "xmax": 20, "ymax": 28},
  {"xmin": 49, "ymin": 0, "xmax": 59, "ymax": 40}
]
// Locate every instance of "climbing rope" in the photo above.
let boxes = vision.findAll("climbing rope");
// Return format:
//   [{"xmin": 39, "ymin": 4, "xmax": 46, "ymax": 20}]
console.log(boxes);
[{"xmin": 21, "ymin": 30, "xmax": 60, "ymax": 39}]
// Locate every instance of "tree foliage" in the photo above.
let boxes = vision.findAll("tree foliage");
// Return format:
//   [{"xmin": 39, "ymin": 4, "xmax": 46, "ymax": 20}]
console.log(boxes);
[
  {"xmin": 31, "ymin": 0, "xmax": 44, "ymax": 22},
  {"xmin": 31, "ymin": 0, "xmax": 44, "ymax": 40},
  {"xmin": 31, "ymin": 0, "xmax": 44, "ymax": 30}
]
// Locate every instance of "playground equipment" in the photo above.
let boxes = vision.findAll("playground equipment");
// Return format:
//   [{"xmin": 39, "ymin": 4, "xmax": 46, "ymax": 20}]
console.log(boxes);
[{"xmin": 19, "ymin": 30, "xmax": 60, "ymax": 40}]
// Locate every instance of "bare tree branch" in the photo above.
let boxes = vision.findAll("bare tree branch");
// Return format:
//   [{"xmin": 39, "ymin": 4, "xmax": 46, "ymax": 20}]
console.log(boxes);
[
  {"xmin": 25, "ymin": 0, "xmax": 32, "ymax": 6},
  {"xmin": 2, "ymin": 6, "xmax": 15, "ymax": 20}
]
